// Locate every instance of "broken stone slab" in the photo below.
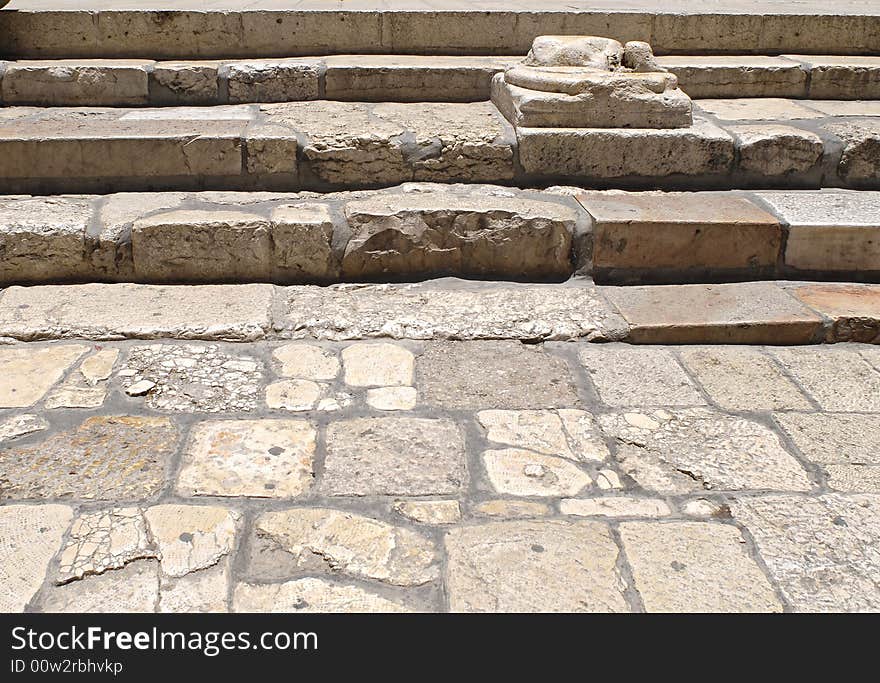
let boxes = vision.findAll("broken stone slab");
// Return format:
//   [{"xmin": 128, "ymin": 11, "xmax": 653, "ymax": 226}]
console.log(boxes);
[
  {"xmin": 477, "ymin": 409, "xmax": 608, "ymax": 462},
  {"xmin": 149, "ymin": 61, "xmax": 220, "ymax": 106},
  {"xmin": 730, "ymin": 124, "xmax": 825, "ymax": 177},
  {"xmin": 0, "ymin": 344, "xmax": 88, "ymax": 408},
  {"xmin": 791, "ymin": 284, "xmax": 880, "ymax": 343},
  {"xmin": 0, "ymin": 414, "xmax": 49, "ymax": 443},
  {"xmin": 225, "ymin": 59, "xmax": 321, "ymax": 104},
  {"xmin": 823, "ymin": 118, "xmax": 880, "ymax": 187},
  {"xmin": 40, "ymin": 560, "xmax": 160, "ymax": 613},
  {"xmin": 482, "ymin": 448, "xmax": 594, "ymax": 497}
]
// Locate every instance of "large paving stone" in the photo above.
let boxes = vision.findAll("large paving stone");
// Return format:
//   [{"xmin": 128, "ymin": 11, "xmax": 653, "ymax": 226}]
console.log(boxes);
[
  {"xmin": 598, "ymin": 408, "xmax": 813, "ymax": 494},
  {"xmin": 341, "ymin": 342, "xmax": 414, "ymax": 387},
  {"xmin": 323, "ymin": 417, "xmax": 466, "ymax": 496},
  {"xmin": 792, "ymin": 284, "xmax": 880, "ymax": 343},
  {"xmin": 482, "ymin": 448, "xmax": 593, "ymax": 497},
  {"xmin": 774, "ymin": 413, "xmax": 880, "ymax": 467},
  {"xmin": 445, "ymin": 520, "xmax": 628, "ymax": 612},
  {"xmin": 602, "ymin": 282, "xmax": 823, "ymax": 344},
  {"xmin": 0, "ymin": 416, "xmax": 179, "ymax": 501},
  {"xmin": 0, "ymin": 283, "xmax": 274, "ymax": 341},
  {"xmin": 233, "ymin": 578, "xmax": 412, "ymax": 613},
  {"xmin": 249, "ymin": 508, "xmax": 438, "ymax": 586},
  {"xmin": 656, "ymin": 56, "xmax": 807, "ymax": 99},
  {"xmin": 577, "ymin": 191, "xmax": 780, "ymax": 280},
  {"xmin": 418, "ymin": 341, "xmax": 581, "ymax": 410},
  {"xmin": 0, "ymin": 344, "xmax": 88, "ymax": 407},
  {"xmin": 695, "ymin": 98, "xmax": 824, "ymax": 121},
  {"xmin": 620, "ymin": 521, "xmax": 782, "ymax": 612},
  {"xmin": 732, "ymin": 494, "xmax": 880, "ymax": 611},
  {"xmin": 678, "ymin": 346, "xmax": 812, "ymax": 411},
  {"xmin": 560, "ymin": 497, "xmax": 671, "ymax": 518},
  {"xmin": 824, "ymin": 119, "xmax": 880, "ymax": 186},
  {"xmin": 279, "ymin": 280, "xmax": 627, "ymax": 342},
  {"xmin": 579, "ymin": 346, "xmax": 705, "ymax": 408},
  {"xmin": 341, "ymin": 192, "xmax": 575, "ymax": 280},
  {"xmin": 2, "ymin": 60, "xmax": 152, "ymax": 106},
  {"xmin": 0, "ymin": 504, "xmax": 73, "ymax": 612},
  {"xmin": 177, "ymin": 420, "xmax": 316, "ymax": 498},
  {"xmin": 477, "ymin": 409, "xmax": 609, "ymax": 462}
]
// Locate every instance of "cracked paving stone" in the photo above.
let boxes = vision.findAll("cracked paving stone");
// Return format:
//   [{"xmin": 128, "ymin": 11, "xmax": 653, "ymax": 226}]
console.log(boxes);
[
  {"xmin": 39, "ymin": 560, "xmax": 160, "ymax": 613},
  {"xmin": 233, "ymin": 578, "xmax": 414, "ymax": 613},
  {"xmin": 392, "ymin": 500, "xmax": 461, "ymax": 525},
  {"xmin": 477, "ymin": 409, "xmax": 608, "ymax": 462},
  {"xmin": 177, "ymin": 420, "xmax": 316, "ymax": 498},
  {"xmin": 0, "ymin": 344, "xmax": 88, "ymax": 407},
  {"xmin": 482, "ymin": 448, "xmax": 593, "ymax": 497},
  {"xmin": 144, "ymin": 504, "xmax": 239, "ymax": 578},
  {"xmin": 0, "ymin": 504, "xmax": 73, "ymax": 612},
  {"xmin": 731, "ymin": 494, "xmax": 880, "ymax": 612},
  {"xmin": 0, "ymin": 413, "xmax": 48, "ymax": 443},
  {"xmin": 0, "ymin": 416, "xmax": 180, "ymax": 501},
  {"xmin": 44, "ymin": 347, "xmax": 121, "ymax": 409},
  {"xmin": 342, "ymin": 342, "xmax": 415, "ymax": 387},
  {"xmin": 560, "ymin": 497, "xmax": 672, "ymax": 518},
  {"xmin": 418, "ymin": 341, "xmax": 581, "ymax": 410},
  {"xmin": 118, "ymin": 344, "xmax": 264, "ymax": 413},
  {"xmin": 445, "ymin": 520, "xmax": 628, "ymax": 612},
  {"xmin": 323, "ymin": 417, "xmax": 466, "ymax": 496},
  {"xmin": 159, "ymin": 561, "xmax": 229, "ymax": 613},
  {"xmin": 248, "ymin": 508, "xmax": 439, "ymax": 586},
  {"xmin": 273, "ymin": 343, "xmax": 340, "ymax": 380},
  {"xmin": 599, "ymin": 409, "xmax": 813, "ymax": 494},
  {"xmin": 619, "ymin": 521, "xmax": 783, "ymax": 612}
]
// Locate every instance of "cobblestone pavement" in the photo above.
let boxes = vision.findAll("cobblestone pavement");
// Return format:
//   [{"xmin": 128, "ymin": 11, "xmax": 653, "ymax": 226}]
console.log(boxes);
[{"xmin": 2, "ymin": 338, "xmax": 880, "ymax": 613}]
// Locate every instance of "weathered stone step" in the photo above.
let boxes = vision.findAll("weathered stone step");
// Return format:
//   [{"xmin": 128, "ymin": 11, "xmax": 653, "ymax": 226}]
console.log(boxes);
[
  {"xmin": 1, "ymin": 185, "xmax": 878, "ymax": 287},
  {"xmin": 0, "ymin": 100, "xmax": 878, "ymax": 194},
  {"xmin": 2, "ymin": 55, "xmax": 877, "ymax": 107},
  {"xmin": 0, "ymin": 278, "xmax": 876, "ymax": 345},
  {"xmin": 1, "ymin": 1, "xmax": 878, "ymax": 57}
]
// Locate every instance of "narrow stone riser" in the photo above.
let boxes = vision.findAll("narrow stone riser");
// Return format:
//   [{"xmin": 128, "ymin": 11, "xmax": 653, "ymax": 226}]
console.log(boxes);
[{"xmin": 2, "ymin": 10, "xmax": 878, "ymax": 58}]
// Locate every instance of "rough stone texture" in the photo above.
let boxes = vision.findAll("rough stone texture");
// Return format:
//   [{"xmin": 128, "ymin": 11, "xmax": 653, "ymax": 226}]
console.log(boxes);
[
  {"xmin": 40, "ymin": 560, "xmax": 159, "ymax": 613},
  {"xmin": 445, "ymin": 520, "xmax": 627, "ymax": 612},
  {"xmin": 472, "ymin": 500, "xmax": 551, "ymax": 518},
  {"xmin": 579, "ymin": 346, "xmax": 705, "ymax": 407},
  {"xmin": 2, "ymin": 60, "xmax": 151, "ymax": 106},
  {"xmin": 823, "ymin": 119, "xmax": 880, "ymax": 185},
  {"xmin": 696, "ymin": 98, "xmax": 824, "ymax": 121},
  {"xmin": 678, "ymin": 346, "xmax": 812, "ymax": 411},
  {"xmin": 1, "ymin": 416, "xmax": 178, "ymax": 501},
  {"xmin": 251, "ymin": 508, "xmax": 438, "ymax": 586},
  {"xmin": 119, "ymin": 344, "xmax": 263, "ymax": 412},
  {"xmin": 578, "ymin": 191, "xmax": 780, "ymax": 278},
  {"xmin": 791, "ymin": 56, "xmax": 880, "ymax": 99},
  {"xmin": 822, "ymin": 465, "xmax": 880, "ymax": 493},
  {"xmin": 418, "ymin": 341, "xmax": 581, "ymax": 410},
  {"xmin": 366, "ymin": 386, "xmax": 418, "ymax": 411},
  {"xmin": 603, "ymin": 282, "xmax": 823, "ymax": 344},
  {"xmin": 270, "ymin": 203, "xmax": 337, "ymax": 281},
  {"xmin": 477, "ymin": 409, "xmax": 608, "ymax": 462},
  {"xmin": 145, "ymin": 504, "xmax": 238, "ymax": 578},
  {"xmin": 341, "ymin": 342, "xmax": 414, "ymax": 387},
  {"xmin": 0, "ymin": 283, "xmax": 274, "ymax": 341},
  {"xmin": 177, "ymin": 420, "xmax": 316, "ymax": 498},
  {"xmin": 323, "ymin": 417, "xmax": 466, "ymax": 496},
  {"xmin": 656, "ymin": 56, "xmax": 808, "ymax": 99},
  {"xmin": 44, "ymin": 347, "xmax": 119, "ymax": 410},
  {"xmin": 517, "ymin": 117, "xmax": 734, "ymax": 180},
  {"xmin": 482, "ymin": 448, "xmax": 593, "ymax": 497},
  {"xmin": 732, "ymin": 494, "xmax": 880, "ymax": 611},
  {"xmin": 0, "ymin": 413, "xmax": 48, "ymax": 443},
  {"xmin": 560, "ymin": 497, "xmax": 671, "ymax": 518},
  {"xmin": 226, "ymin": 60, "xmax": 320, "ymax": 103},
  {"xmin": 341, "ymin": 192, "xmax": 574, "ymax": 280},
  {"xmin": 280, "ymin": 280, "xmax": 626, "ymax": 342},
  {"xmin": 0, "ymin": 195, "xmax": 96, "ymax": 283},
  {"xmin": 393, "ymin": 500, "xmax": 461, "ymax": 525},
  {"xmin": 265, "ymin": 379, "xmax": 324, "ymax": 411},
  {"xmin": 0, "ymin": 344, "xmax": 87, "ymax": 407},
  {"xmin": 770, "ymin": 347, "xmax": 880, "ymax": 412},
  {"xmin": 731, "ymin": 125, "xmax": 824, "ymax": 176},
  {"xmin": 159, "ymin": 561, "xmax": 229, "ymax": 613},
  {"xmin": 233, "ymin": 578, "xmax": 412, "ymax": 613},
  {"xmin": 0, "ymin": 504, "xmax": 73, "ymax": 612},
  {"xmin": 273, "ymin": 343, "xmax": 339, "ymax": 380},
  {"xmin": 620, "ymin": 522, "xmax": 782, "ymax": 612},
  {"xmin": 599, "ymin": 408, "xmax": 813, "ymax": 494},
  {"xmin": 150, "ymin": 61, "xmax": 220, "ymax": 105},
  {"xmin": 774, "ymin": 413, "xmax": 880, "ymax": 466},
  {"xmin": 792, "ymin": 284, "xmax": 880, "ymax": 343}
]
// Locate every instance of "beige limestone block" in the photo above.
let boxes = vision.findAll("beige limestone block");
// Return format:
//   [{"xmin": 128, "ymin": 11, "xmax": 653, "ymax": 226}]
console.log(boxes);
[
  {"xmin": 482, "ymin": 448, "xmax": 593, "ymax": 497},
  {"xmin": 233, "ymin": 578, "xmax": 412, "ymax": 614},
  {"xmin": 392, "ymin": 500, "xmax": 461, "ymax": 525},
  {"xmin": 273, "ymin": 344, "xmax": 339, "ymax": 380},
  {"xmin": 560, "ymin": 497, "xmax": 671, "ymax": 518},
  {"xmin": 366, "ymin": 386, "xmax": 417, "ymax": 411},
  {"xmin": 0, "ymin": 344, "xmax": 88, "ymax": 407},
  {"xmin": 342, "ymin": 342, "xmax": 414, "ymax": 387}
]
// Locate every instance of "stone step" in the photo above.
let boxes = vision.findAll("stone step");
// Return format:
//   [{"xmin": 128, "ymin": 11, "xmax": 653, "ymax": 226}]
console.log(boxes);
[
  {"xmin": 1, "ymin": 185, "xmax": 878, "ymax": 287},
  {"xmin": 1, "ymin": 1, "xmax": 878, "ymax": 58},
  {"xmin": 2, "ymin": 55, "xmax": 877, "ymax": 107},
  {"xmin": 0, "ymin": 101, "xmax": 878, "ymax": 194},
  {"xmin": 0, "ymin": 278, "xmax": 876, "ymax": 345}
]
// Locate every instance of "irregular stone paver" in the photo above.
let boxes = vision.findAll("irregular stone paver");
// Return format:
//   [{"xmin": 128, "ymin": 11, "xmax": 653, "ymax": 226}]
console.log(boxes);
[
  {"xmin": 0, "ymin": 344, "xmax": 87, "ymax": 407},
  {"xmin": 620, "ymin": 522, "xmax": 782, "ymax": 612},
  {"xmin": 1, "ymin": 416, "xmax": 179, "ymax": 501},
  {"xmin": 119, "ymin": 344, "xmax": 264, "ymax": 412},
  {"xmin": 580, "ymin": 346, "xmax": 706, "ymax": 407},
  {"xmin": 678, "ymin": 346, "xmax": 812, "ymax": 411},
  {"xmin": 560, "ymin": 497, "xmax": 672, "ymax": 518},
  {"xmin": 366, "ymin": 386, "xmax": 418, "ymax": 411},
  {"xmin": 0, "ymin": 413, "xmax": 48, "ymax": 443},
  {"xmin": 233, "ymin": 578, "xmax": 413, "ymax": 613},
  {"xmin": 477, "ymin": 409, "xmax": 608, "ymax": 462},
  {"xmin": 731, "ymin": 494, "xmax": 880, "ymax": 611},
  {"xmin": 472, "ymin": 500, "xmax": 551, "ymax": 518},
  {"xmin": 482, "ymin": 448, "xmax": 593, "ymax": 497},
  {"xmin": 323, "ymin": 417, "xmax": 466, "ymax": 496},
  {"xmin": 44, "ymin": 348, "xmax": 120, "ymax": 409},
  {"xmin": 177, "ymin": 419, "xmax": 316, "ymax": 498},
  {"xmin": 774, "ymin": 412, "xmax": 880, "ymax": 465},
  {"xmin": 341, "ymin": 342, "xmax": 414, "ymax": 387},
  {"xmin": 393, "ymin": 500, "xmax": 461, "ymax": 525},
  {"xmin": 0, "ymin": 504, "xmax": 73, "ymax": 612},
  {"xmin": 159, "ymin": 562, "xmax": 229, "ymax": 613},
  {"xmin": 821, "ymin": 465, "xmax": 880, "ymax": 493},
  {"xmin": 445, "ymin": 521, "xmax": 628, "ymax": 612},
  {"xmin": 273, "ymin": 343, "xmax": 339, "ymax": 380},
  {"xmin": 40, "ymin": 560, "xmax": 160, "ymax": 613},
  {"xmin": 250, "ymin": 508, "xmax": 438, "ymax": 586},
  {"xmin": 599, "ymin": 409, "xmax": 813, "ymax": 493},
  {"xmin": 265, "ymin": 379, "xmax": 324, "ymax": 411},
  {"xmin": 144, "ymin": 505, "xmax": 239, "ymax": 577},
  {"xmin": 418, "ymin": 341, "xmax": 581, "ymax": 410}
]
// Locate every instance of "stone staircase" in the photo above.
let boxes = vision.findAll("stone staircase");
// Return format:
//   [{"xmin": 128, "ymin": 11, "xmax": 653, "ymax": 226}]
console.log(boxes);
[{"xmin": 0, "ymin": 0, "xmax": 878, "ymax": 344}]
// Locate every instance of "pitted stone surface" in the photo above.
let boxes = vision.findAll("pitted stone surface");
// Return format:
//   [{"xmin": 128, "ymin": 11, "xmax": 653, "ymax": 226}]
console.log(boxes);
[
  {"xmin": 144, "ymin": 505, "xmax": 238, "ymax": 577},
  {"xmin": 599, "ymin": 409, "xmax": 813, "ymax": 493},
  {"xmin": 366, "ymin": 386, "xmax": 418, "ymax": 411},
  {"xmin": 445, "ymin": 520, "xmax": 627, "ymax": 612},
  {"xmin": 323, "ymin": 417, "xmax": 466, "ymax": 496},
  {"xmin": 478, "ymin": 409, "xmax": 609, "ymax": 462},
  {"xmin": 1, "ymin": 416, "xmax": 179, "ymax": 501},
  {"xmin": 265, "ymin": 379, "xmax": 324, "ymax": 411},
  {"xmin": 40, "ymin": 560, "xmax": 160, "ymax": 613},
  {"xmin": 773, "ymin": 413, "xmax": 880, "ymax": 465},
  {"xmin": 273, "ymin": 344, "xmax": 340, "ymax": 380},
  {"xmin": 233, "ymin": 578, "xmax": 413, "ymax": 613},
  {"xmin": 250, "ymin": 508, "xmax": 438, "ymax": 586},
  {"xmin": 119, "ymin": 344, "xmax": 263, "ymax": 412},
  {"xmin": 483, "ymin": 448, "xmax": 593, "ymax": 497},
  {"xmin": 0, "ymin": 344, "xmax": 88, "ymax": 407}
]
